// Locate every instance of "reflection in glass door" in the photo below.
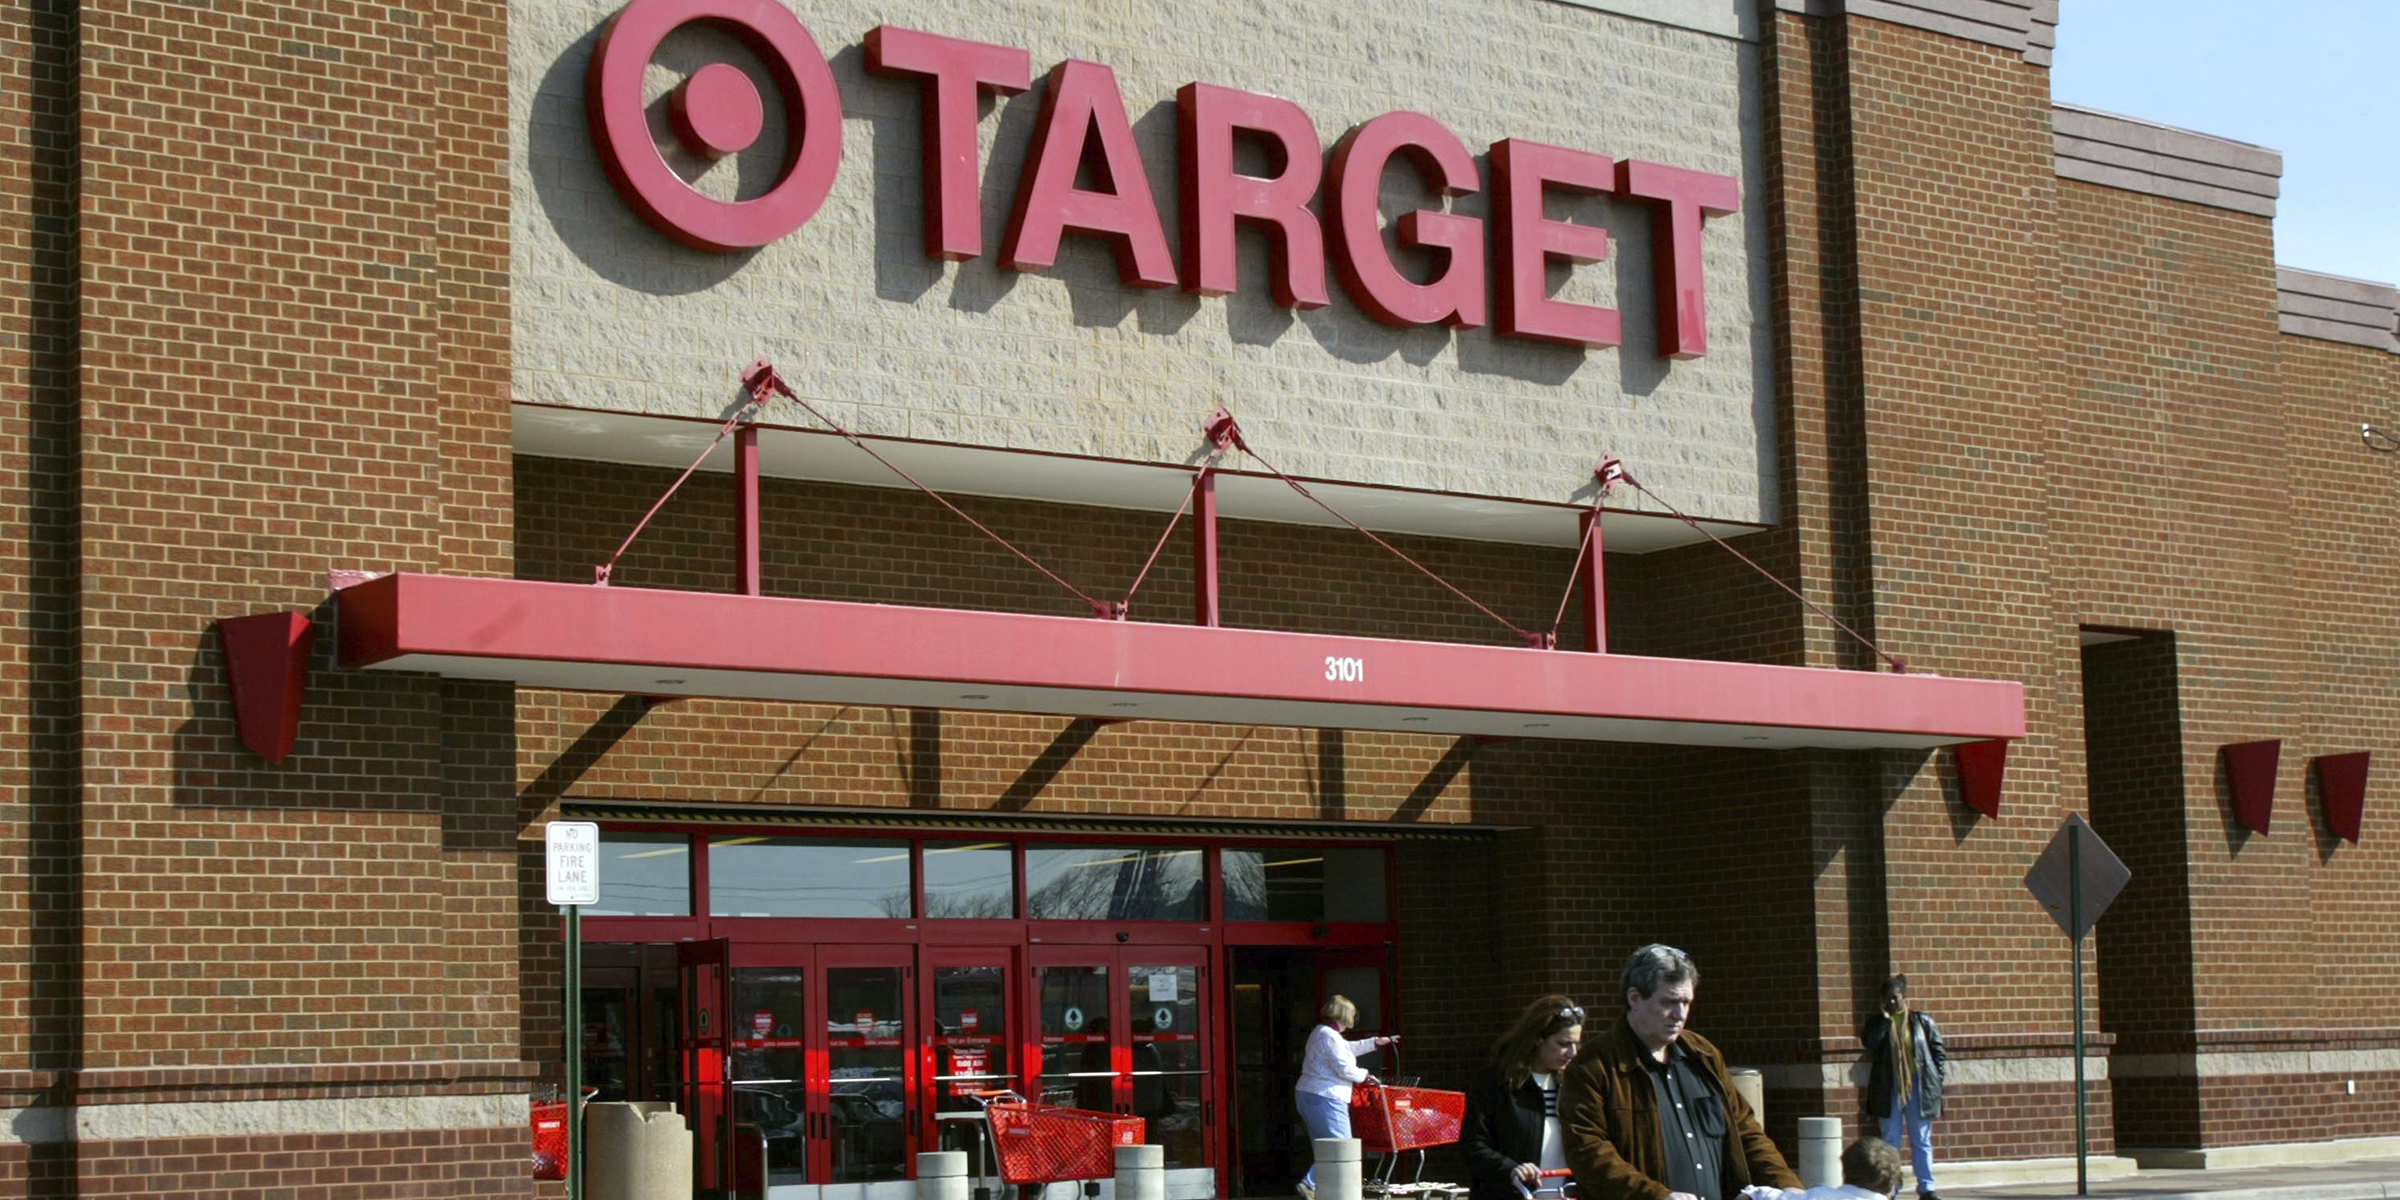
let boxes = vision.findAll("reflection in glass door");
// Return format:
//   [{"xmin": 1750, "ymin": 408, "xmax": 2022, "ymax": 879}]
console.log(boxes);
[
  {"xmin": 1129, "ymin": 956, "xmax": 1208, "ymax": 1169},
  {"xmin": 678, "ymin": 940, "xmax": 733, "ymax": 1196},
  {"xmin": 1031, "ymin": 947, "xmax": 1213, "ymax": 1176},
  {"xmin": 1034, "ymin": 962, "xmax": 1117, "ymax": 1112},
  {"xmin": 729, "ymin": 966, "xmax": 810, "ymax": 1193},
  {"xmin": 927, "ymin": 951, "xmax": 1013, "ymax": 1168},
  {"xmin": 826, "ymin": 957, "xmax": 911, "ymax": 1184}
]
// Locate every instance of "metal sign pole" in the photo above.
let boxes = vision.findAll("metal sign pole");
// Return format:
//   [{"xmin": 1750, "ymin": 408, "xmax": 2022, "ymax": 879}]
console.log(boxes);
[
  {"xmin": 567, "ymin": 903, "xmax": 584, "ymax": 1200},
  {"xmin": 2069, "ymin": 825, "xmax": 2087, "ymax": 1197}
]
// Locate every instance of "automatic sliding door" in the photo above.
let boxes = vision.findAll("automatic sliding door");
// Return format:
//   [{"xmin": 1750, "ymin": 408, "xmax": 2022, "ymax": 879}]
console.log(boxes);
[
  {"xmin": 728, "ymin": 965, "xmax": 811, "ymax": 1193},
  {"xmin": 824, "ymin": 955, "xmax": 912, "ymax": 1184},
  {"xmin": 1032, "ymin": 960, "xmax": 1118, "ymax": 1112}
]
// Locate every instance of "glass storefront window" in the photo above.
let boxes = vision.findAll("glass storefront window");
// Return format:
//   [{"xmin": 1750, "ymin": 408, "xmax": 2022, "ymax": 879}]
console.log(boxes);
[
  {"xmin": 591, "ymin": 832, "xmax": 693, "ymax": 916},
  {"xmin": 709, "ymin": 837, "xmax": 912, "ymax": 918},
  {"xmin": 923, "ymin": 840, "xmax": 1015, "ymax": 918},
  {"xmin": 1223, "ymin": 847, "xmax": 1388, "ymax": 922},
  {"xmin": 1025, "ymin": 844, "xmax": 1203, "ymax": 920}
]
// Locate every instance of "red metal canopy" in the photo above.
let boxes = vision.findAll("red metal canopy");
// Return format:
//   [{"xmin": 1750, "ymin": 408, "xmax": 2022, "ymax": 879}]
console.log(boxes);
[{"xmin": 335, "ymin": 574, "xmax": 2022, "ymax": 751}]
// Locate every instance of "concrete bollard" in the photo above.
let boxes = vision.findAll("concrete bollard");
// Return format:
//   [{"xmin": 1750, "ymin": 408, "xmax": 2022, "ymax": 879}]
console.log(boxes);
[
  {"xmin": 1796, "ymin": 1116, "xmax": 1843, "ymax": 1189},
  {"xmin": 1313, "ymin": 1137, "xmax": 1363, "ymax": 1200},
  {"xmin": 1728, "ymin": 1068, "xmax": 1764, "ymax": 1125},
  {"xmin": 921, "ymin": 1151, "xmax": 972, "ymax": 1200},
  {"xmin": 587, "ymin": 1101, "xmax": 691, "ymax": 1200},
  {"xmin": 1115, "ymin": 1143, "xmax": 1165, "ymax": 1200}
]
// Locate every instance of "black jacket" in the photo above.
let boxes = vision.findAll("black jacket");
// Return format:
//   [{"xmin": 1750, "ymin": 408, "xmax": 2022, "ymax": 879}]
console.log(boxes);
[
  {"xmin": 1462, "ymin": 1065, "xmax": 1550, "ymax": 1200},
  {"xmin": 1861, "ymin": 1008, "xmax": 1947, "ymax": 1120}
]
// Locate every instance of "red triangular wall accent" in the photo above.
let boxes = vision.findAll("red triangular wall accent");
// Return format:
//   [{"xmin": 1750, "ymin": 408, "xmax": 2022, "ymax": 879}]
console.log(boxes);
[
  {"xmin": 2221, "ymin": 739, "xmax": 2281, "ymax": 835},
  {"xmin": 2313, "ymin": 751, "xmax": 2369, "ymax": 844},
  {"xmin": 218, "ymin": 612, "xmax": 314, "ymax": 765},
  {"xmin": 1954, "ymin": 739, "xmax": 2008, "ymax": 818}
]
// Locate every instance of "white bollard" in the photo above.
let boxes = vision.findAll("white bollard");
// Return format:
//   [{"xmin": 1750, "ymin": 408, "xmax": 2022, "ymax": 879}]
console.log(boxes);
[
  {"xmin": 1313, "ymin": 1137, "xmax": 1363, "ymax": 1200},
  {"xmin": 1796, "ymin": 1116, "xmax": 1843, "ymax": 1189},
  {"xmin": 1116, "ymin": 1143, "xmax": 1166, "ymax": 1200},
  {"xmin": 920, "ymin": 1151, "xmax": 972, "ymax": 1200}
]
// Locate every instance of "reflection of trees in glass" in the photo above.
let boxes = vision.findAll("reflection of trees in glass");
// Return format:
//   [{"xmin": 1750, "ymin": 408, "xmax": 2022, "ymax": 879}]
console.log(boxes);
[
  {"xmin": 1026, "ymin": 847, "xmax": 1201, "ymax": 919},
  {"xmin": 925, "ymin": 844, "xmax": 1015, "ymax": 918},
  {"xmin": 709, "ymin": 838, "xmax": 909, "ymax": 917},
  {"xmin": 927, "ymin": 888, "xmax": 1013, "ymax": 918}
]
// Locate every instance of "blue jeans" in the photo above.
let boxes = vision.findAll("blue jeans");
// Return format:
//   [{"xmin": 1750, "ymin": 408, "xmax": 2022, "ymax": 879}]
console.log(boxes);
[
  {"xmin": 1879, "ymin": 1086, "xmax": 1935, "ymax": 1194},
  {"xmin": 1295, "ymin": 1090, "xmax": 1352, "ymax": 1187}
]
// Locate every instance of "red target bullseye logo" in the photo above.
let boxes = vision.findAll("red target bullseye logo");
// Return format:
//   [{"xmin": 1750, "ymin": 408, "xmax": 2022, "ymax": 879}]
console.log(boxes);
[{"xmin": 586, "ymin": 0, "xmax": 844, "ymax": 252}]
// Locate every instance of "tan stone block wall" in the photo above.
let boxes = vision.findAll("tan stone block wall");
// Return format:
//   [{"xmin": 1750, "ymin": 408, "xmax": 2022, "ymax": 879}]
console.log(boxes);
[{"xmin": 510, "ymin": 0, "xmax": 1779, "ymax": 521}]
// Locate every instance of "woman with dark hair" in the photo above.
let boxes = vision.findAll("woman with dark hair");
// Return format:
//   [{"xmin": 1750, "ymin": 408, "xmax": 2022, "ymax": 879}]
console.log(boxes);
[{"xmin": 1461, "ymin": 996, "xmax": 1585, "ymax": 1200}]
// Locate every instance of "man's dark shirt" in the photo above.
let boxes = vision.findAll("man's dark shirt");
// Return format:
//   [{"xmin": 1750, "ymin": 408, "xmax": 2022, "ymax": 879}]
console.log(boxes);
[{"xmin": 1643, "ymin": 1041, "xmax": 1729, "ymax": 1199}]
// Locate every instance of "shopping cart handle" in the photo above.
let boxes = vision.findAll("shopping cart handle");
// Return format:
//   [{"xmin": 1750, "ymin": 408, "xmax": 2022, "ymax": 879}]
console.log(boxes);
[{"xmin": 1513, "ymin": 1169, "xmax": 1576, "ymax": 1200}]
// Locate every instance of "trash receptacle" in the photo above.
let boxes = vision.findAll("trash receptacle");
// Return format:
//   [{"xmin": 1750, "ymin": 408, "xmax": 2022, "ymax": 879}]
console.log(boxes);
[{"xmin": 587, "ymin": 1101, "xmax": 692, "ymax": 1200}]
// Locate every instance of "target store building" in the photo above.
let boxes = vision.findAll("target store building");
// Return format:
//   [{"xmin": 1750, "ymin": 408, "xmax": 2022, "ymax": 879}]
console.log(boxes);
[{"xmin": 4, "ymin": 0, "xmax": 2397, "ymax": 1196}]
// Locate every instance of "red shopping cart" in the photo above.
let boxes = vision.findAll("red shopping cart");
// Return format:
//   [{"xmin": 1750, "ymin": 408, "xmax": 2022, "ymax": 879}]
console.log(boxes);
[
  {"xmin": 1350, "ymin": 1078, "xmax": 1467, "ymax": 1198},
  {"xmin": 529, "ymin": 1086, "xmax": 600, "ymax": 1181},
  {"xmin": 972, "ymin": 1089, "xmax": 1146, "ymax": 1200}
]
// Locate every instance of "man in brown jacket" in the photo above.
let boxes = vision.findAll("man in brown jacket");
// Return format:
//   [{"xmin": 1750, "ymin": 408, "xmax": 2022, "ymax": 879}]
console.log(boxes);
[{"xmin": 1560, "ymin": 945, "xmax": 1799, "ymax": 1200}]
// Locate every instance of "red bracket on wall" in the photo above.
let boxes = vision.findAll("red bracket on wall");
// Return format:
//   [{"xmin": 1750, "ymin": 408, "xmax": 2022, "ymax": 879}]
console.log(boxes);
[
  {"xmin": 217, "ymin": 611, "xmax": 315, "ymax": 765},
  {"xmin": 2313, "ymin": 751, "xmax": 2369, "ymax": 844},
  {"xmin": 2221, "ymin": 739, "xmax": 2282, "ymax": 835},
  {"xmin": 1953, "ymin": 739, "xmax": 2008, "ymax": 818}
]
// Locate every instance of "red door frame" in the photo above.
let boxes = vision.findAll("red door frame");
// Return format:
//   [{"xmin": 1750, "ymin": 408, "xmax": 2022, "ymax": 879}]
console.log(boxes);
[
  {"xmin": 920, "ymin": 945, "xmax": 1019, "ymax": 1169},
  {"xmin": 589, "ymin": 829, "xmax": 1406, "ymax": 1199},
  {"xmin": 1025, "ymin": 944, "xmax": 1215, "ymax": 1166},
  {"xmin": 677, "ymin": 938, "xmax": 733, "ymax": 1193},
  {"xmin": 723, "ymin": 941, "xmax": 918, "ymax": 1187}
]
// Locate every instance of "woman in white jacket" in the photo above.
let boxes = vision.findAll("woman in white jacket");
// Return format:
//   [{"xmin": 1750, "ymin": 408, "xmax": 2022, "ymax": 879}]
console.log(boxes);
[{"xmin": 1293, "ymin": 995, "xmax": 1396, "ymax": 1200}]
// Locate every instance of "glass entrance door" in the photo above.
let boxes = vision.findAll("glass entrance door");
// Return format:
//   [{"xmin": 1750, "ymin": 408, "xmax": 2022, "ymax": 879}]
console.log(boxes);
[
  {"xmin": 720, "ymin": 944, "xmax": 917, "ymax": 1199},
  {"xmin": 1028, "ymin": 947, "xmax": 1215, "ymax": 1172},
  {"xmin": 823, "ymin": 947, "xmax": 912, "ymax": 1189},
  {"xmin": 923, "ymin": 947, "xmax": 1016, "ymax": 1171},
  {"xmin": 679, "ymin": 939, "xmax": 734, "ymax": 1195}
]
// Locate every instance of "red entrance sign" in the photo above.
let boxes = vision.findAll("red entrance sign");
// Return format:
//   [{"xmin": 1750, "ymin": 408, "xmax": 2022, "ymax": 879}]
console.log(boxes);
[
  {"xmin": 949, "ymin": 1046, "xmax": 989, "ymax": 1095},
  {"xmin": 582, "ymin": 4, "xmax": 1741, "ymax": 358}
]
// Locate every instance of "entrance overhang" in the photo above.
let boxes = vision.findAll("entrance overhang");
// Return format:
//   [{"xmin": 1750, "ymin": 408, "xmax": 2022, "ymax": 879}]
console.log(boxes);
[{"xmin": 336, "ymin": 573, "xmax": 2022, "ymax": 751}]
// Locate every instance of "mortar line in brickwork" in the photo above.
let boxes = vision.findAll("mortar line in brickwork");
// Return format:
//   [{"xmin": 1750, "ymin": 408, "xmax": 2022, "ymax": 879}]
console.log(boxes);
[
  {"xmin": 741, "ymin": 360, "xmax": 1113, "ymax": 617},
  {"xmin": 1217, "ymin": 414, "xmax": 1545, "ymax": 647},
  {"xmin": 1611, "ymin": 463, "xmax": 1908, "ymax": 673}
]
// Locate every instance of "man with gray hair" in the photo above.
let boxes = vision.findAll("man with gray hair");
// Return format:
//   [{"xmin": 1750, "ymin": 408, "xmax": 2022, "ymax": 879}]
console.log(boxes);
[{"xmin": 1559, "ymin": 945, "xmax": 1799, "ymax": 1200}]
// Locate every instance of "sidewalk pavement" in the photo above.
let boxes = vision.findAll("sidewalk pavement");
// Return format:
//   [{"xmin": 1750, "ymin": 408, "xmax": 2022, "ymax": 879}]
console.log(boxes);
[{"xmin": 1947, "ymin": 1156, "xmax": 2400, "ymax": 1200}]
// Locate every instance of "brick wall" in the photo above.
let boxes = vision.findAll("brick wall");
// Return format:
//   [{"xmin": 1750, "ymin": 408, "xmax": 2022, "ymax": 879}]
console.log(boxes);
[
  {"xmin": 11, "ymin": 0, "xmax": 527, "ymax": 1193},
  {"xmin": 2286, "ymin": 333, "xmax": 2400, "ymax": 1036},
  {"xmin": 2049, "ymin": 166, "xmax": 2398, "ymax": 1147},
  {"xmin": 11, "ymin": 2, "xmax": 2400, "ymax": 1195},
  {"xmin": 2082, "ymin": 634, "xmax": 2199, "ymax": 1147}
]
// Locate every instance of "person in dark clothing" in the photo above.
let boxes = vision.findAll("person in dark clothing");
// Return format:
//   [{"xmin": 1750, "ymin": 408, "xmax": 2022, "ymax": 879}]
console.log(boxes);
[
  {"xmin": 1861, "ymin": 975, "xmax": 1947, "ymax": 1200},
  {"xmin": 1462, "ymin": 996, "xmax": 1586, "ymax": 1200},
  {"xmin": 1559, "ymin": 945, "xmax": 1799, "ymax": 1200}
]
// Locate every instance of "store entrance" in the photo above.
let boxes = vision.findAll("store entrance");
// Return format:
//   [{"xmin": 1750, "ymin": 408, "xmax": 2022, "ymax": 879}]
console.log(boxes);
[
  {"xmin": 677, "ymin": 941, "xmax": 920, "ymax": 1200},
  {"xmin": 1027, "ymin": 946, "xmax": 1212, "ymax": 1170},
  {"xmin": 1226, "ymin": 949, "xmax": 1391, "ymax": 1197},
  {"xmin": 573, "ymin": 828, "xmax": 1411, "ymax": 1200}
]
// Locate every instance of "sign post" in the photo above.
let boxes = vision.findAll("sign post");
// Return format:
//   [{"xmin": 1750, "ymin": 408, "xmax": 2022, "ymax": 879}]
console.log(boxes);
[
  {"xmin": 547, "ymin": 821, "xmax": 602, "ymax": 1200},
  {"xmin": 2022, "ymin": 813, "xmax": 2129, "ymax": 1197}
]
